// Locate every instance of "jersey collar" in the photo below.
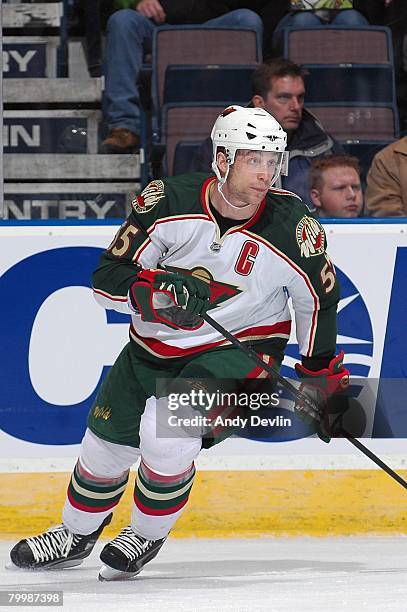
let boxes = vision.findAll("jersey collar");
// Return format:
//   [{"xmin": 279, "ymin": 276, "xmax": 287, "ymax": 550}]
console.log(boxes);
[{"xmin": 200, "ymin": 176, "xmax": 267, "ymax": 235}]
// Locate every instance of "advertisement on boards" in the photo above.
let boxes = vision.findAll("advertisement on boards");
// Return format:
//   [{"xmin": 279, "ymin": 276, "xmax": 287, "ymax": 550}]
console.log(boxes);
[{"xmin": 0, "ymin": 222, "xmax": 406, "ymax": 458}]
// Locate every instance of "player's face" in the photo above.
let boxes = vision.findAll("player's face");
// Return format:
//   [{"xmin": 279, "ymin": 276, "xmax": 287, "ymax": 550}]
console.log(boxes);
[
  {"xmin": 224, "ymin": 150, "xmax": 280, "ymax": 207},
  {"xmin": 312, "ymin": 167, "xmax": 363, "ymax": 218},
  {"xmin": 256, "ymin": 76, "xmax": 305, "ymax": 132}
]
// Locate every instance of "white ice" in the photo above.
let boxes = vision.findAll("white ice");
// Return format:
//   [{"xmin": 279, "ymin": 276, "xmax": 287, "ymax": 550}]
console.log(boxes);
[{"xmin": 0, "ymin": 537, "xmax": 405, "ymax": 612}]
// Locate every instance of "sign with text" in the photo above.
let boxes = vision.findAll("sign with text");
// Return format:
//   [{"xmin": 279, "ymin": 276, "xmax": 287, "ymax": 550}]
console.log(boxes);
[
  {"xmin": 0, "ymin": 222, "xmax": 406, "ymax": 455},
  {"xmin": 3, "ymin": 42, "xmax": 47, "ymax": 77}
]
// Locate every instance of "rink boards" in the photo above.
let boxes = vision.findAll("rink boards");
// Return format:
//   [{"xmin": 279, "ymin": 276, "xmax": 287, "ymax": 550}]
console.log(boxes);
[{"xmin": 0, "ymin": 220, "xmax": 406, "ymax": 536}]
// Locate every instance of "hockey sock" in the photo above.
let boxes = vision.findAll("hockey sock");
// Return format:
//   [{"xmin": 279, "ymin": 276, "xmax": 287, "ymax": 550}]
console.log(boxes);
[
  {"xmin": 131, "ymin": 459, "xmax": 196, "ymax": 540},
  {"xmin": 63, "ymin": 459, "xmax": 129, "ymax": 534}
]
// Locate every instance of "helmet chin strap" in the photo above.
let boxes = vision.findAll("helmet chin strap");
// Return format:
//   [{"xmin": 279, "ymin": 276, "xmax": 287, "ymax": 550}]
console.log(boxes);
[
  {"xmin": 217, "ymin": 163, "xmax": 268, "ymax": 211},
  {"xmin": 214, "ymin": 157, "xmax": 280, "ymax": 211},
  {"xmin": 217, "ymin": 181, "xmax": 256, "ymax": 210}
]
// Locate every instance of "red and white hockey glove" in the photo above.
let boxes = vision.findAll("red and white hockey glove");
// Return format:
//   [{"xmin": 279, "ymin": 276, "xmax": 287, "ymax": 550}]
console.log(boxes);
[
  {"xmin": 129, "ymin": 268, "xmax": 211, "ymax": 329},
  {"xmin": 294, "ymin": 351, "xmax": 350, "ymax": 443}
]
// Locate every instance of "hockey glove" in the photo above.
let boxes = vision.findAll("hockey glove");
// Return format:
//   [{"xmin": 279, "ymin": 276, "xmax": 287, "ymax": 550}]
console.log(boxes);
[
  {"xmin": 129, "ymin": 268, "xmax": 211, "ymax": 329},
  {"xmin": 294, "ymin": 352, "xmax": 350, "ymax": 443}
]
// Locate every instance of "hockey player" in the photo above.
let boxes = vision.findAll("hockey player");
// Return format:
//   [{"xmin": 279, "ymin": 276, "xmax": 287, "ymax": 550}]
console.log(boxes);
[{"xmin": 10, "ymin": 106, "xmax": 349, "ymax": 581}]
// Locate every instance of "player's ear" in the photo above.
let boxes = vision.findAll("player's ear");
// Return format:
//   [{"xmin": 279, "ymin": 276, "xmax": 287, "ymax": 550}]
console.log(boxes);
[
  {"xmin": 216, "ymin": 151, "xmax": 228, "ymax": 176},
  {"xmin": 310, "ymin": 188, "xmax": 322, "ymax": 209}
]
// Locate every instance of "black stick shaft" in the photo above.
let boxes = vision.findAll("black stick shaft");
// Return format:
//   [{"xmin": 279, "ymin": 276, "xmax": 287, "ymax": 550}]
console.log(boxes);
[
  {"xmin": 127, "ymin": 220, "xmax": 407, "ymax": 491},
  {"xmin": 203, "ymin": 313, "xmax": 310, "ymax": 406},
  {"xmin": 342, "ymin": 432, "xmax": 407, "ymax": 490},
  {"xmin": 203, "ymin": 313, "xmax": 407, "ymax": 491}
]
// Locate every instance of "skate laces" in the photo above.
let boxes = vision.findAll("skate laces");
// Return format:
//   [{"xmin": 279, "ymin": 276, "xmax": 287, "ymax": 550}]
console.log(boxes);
[
  {"xmin": 109, "ymin": 527, "xmax": 153, "ymax": 561},
  {"xmin": 25, "ymin": 525, "xmax": 81, "ymax": 563}
]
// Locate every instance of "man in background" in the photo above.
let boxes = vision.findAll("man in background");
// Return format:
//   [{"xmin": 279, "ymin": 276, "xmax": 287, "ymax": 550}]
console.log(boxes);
[
  {"xmin": 365, "ymin": 136, "xmax": 407, "ymax": 217},
  {"xmin": 309, "ymin": 155, "xmax": 363, "ymax": 218},
  {"xmin": 190, "ymin": 58, "xmax": 344, "ymax": 210}
]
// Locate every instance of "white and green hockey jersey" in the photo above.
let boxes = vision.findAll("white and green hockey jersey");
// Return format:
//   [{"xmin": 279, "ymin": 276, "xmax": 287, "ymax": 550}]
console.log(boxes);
[{"xmin": 93, "ymin": 173, "xmax": 339, "ymax": 361}]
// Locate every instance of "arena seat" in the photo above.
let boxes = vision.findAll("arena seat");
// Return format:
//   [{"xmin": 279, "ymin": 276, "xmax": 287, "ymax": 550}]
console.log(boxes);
[
  {"xmin": 161, "ymin": 103, "xmax": 227, "ymax": 176},
  {"xmin": 283, "ymin": 25, "xmax": 393, "ymax": 66}
]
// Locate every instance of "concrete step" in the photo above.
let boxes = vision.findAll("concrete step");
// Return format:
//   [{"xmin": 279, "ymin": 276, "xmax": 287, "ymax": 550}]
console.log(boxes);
[
  {"xmin": 4, "ymin": 110, "xmax": 102, "ymax": 154},
  {"xmin": 2, "ymin": 2, "xmax": 62, "ymax": 28},
  {"xmin": 4, "ymin": 182, "xmax": 137, "ymax": 219},
  {"xmin": 3, "ymin": 36, "xmax": 59, "ymax": 78},
  {"xmin": 3, "ymin": 78, "xmax": 103, "ymax": 104},
  {"xmin": 68, "ymin": 38, "xmax": 92, "ymax": 80},
  {"xmin": 4, "ymin": 154, "xmax": 140, "ymax": 181}
]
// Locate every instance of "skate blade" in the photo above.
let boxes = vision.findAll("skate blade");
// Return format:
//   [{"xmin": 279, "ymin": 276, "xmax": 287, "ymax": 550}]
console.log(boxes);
[
  {"xmin": 98, "ymin": 564, "xmax": 142, "ymax": 582},
  {"xmin": 6, "ymin": 559, "xmax": 83, "ymax": 571}
]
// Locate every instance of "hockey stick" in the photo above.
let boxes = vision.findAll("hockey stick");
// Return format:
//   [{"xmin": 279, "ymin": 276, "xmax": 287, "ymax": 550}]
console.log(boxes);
[
  {"xmin": 202, "ymin": 312, "xmax": 407, "ymax": 491},
  {"xmin": 127, "ymin": 219, "xmax": 406, "ymax": 489}
]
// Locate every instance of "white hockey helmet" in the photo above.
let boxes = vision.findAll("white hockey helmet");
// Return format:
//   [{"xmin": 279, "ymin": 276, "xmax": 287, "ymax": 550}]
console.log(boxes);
[{"xmin": 211, "ymin": 105, "xmax": 289, "ymax": 185}]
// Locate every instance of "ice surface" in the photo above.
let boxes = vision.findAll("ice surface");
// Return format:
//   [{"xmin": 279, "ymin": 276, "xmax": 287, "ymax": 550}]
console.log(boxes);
[{"xmin": 0, "ymin": 537, "xmax": 405, "ymax": 611}]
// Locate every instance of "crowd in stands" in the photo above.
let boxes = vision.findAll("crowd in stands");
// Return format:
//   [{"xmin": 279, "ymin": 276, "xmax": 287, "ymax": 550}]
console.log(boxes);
[
  {"xmin": 68, "ymin": 1, "xmax": 407, "ymax": 217},
  {"xmin": 100, "ymin": 1, "xmax": 263, "ymax": 153},
  {"xmin": 190, "ymin": 58, "xmax": 344, "ymax": 211}
]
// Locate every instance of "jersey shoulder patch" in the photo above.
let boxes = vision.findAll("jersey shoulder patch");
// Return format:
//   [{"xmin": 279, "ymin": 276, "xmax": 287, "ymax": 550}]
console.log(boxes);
[
  {"xmin": 131, "ymin": 180, "xmax": 165, "ymax": 214},
  {"xmin": 296, "ymin": 215, "xmax": 325, "ymax": 258}
]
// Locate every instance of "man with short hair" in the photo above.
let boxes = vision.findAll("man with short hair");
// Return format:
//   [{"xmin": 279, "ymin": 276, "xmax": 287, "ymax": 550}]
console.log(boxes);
[
  {"xmin": 309, "ymin": 155, "xmax": 364, "ymax": 218},
  {"xmin": 190, "ymin": 58, "xmax": 344, "ymax": 210},
  {"xmin": 10, "ymin": 106, "xmax": 348, "ymax": 581}
]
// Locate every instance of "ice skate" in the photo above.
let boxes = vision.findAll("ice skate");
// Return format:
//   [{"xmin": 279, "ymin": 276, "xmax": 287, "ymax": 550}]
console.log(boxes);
[
  {"xmin": 98, "ymin": 526, "xmax": 166, "ymax": 581},
  {"xmin": 9, "ymin": 513, "xmax": 112, "ymax": 570}
]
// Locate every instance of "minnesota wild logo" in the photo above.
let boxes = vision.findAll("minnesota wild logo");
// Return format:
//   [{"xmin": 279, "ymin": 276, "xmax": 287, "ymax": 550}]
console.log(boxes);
[
  {"xmin": 296, "ymin": 216, "xmax": 325, "ymax": 258},
  {"xmin": 93, "ymin": 405, "xmax": 112, "ymax": 420},
  {"xmin": 164, "ymin": 265, "xmax": 242, "ymax": 309},
  {"xmin": 132, "ymin": 180, "xmax": 165, "ymax": 214}
]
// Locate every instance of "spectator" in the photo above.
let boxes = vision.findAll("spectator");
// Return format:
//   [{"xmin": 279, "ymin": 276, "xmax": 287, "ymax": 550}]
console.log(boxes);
[
  {"xmin": 309, "ymin": 156, "xmax": 363, "ymax": 218},
  {"xmin": 191, "ymin": 58, "xmax": 344, "ymax": 210},
  {"xmin": 365, "ymin": 136, "xmax": 407, "ymax": 217},
  {"xmin": 101, "ymin": 1, "xmax": 263, "ymax": 153},
  {"xmin": 272, "ymin": 1, "xmax": 369, "ymax": 52}
]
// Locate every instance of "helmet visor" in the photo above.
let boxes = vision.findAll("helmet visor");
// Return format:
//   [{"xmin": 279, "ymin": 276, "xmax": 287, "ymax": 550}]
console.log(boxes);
[{"xmin": 234, "ymin": 150, "xmax": 288, "ymax": 186}]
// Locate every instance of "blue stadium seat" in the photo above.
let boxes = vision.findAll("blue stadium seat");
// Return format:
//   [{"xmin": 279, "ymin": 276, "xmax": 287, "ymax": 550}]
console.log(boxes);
[
  {"xmin": 282, "ymin": 25, "xmax": 398, "ymax": 156},
  {"xmin": 150, "ymin": 25, "xmax": 260, "ymax": 148},
  {"xmin": 161, "ymin": 103, "xmax": 228, "ymax": 176},
  {"xmin": 306, "ymin": 103, "xmax": 399, "ymax": 142},
  {"xmin": 303, "ymin": 65, "xmax": 396, "ymax": 105},
  {"xmin": 173, "ymin": 141, "xmax": 203, "ymax": 175},
  {"xmin": 283, "ymin": 26, "xmax": 394, "ymax": 66},
  {"xmin": 163, "ymin": 64, "xmax": 256, "ymax": 106},
  {"xmin": 342, "ymin": 141, "xmax": 393, "ymax": 186},
  {"xmin": 144, "ymin": 26, "xmax": 260, "ymax": 181}
]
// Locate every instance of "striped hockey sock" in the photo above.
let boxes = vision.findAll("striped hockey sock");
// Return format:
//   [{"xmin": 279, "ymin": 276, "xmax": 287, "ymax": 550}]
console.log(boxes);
[
  {"xmin": 67, "ymin": 459, "xmax": 129, "ymax": 516},
  {"xmin": 132, "ymin": 460, "xmax": 196, "ymax": 540}
]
